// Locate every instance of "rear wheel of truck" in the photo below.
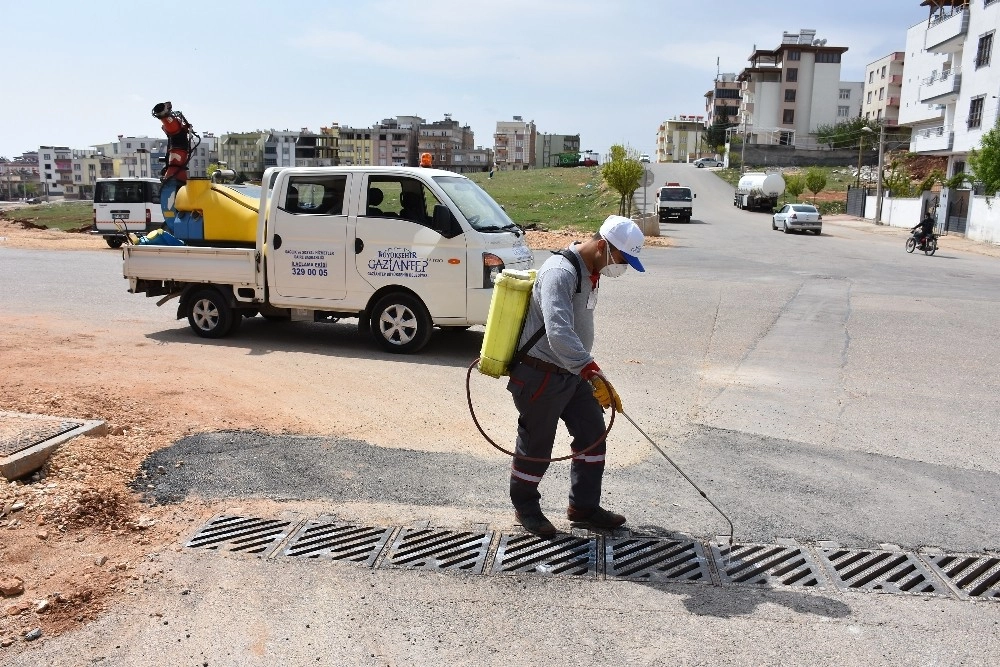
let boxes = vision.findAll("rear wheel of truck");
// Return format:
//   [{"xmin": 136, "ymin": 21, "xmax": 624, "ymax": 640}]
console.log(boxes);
[
  {"xmin": 187, "ymin": 288, "xmax": 240, "ymax": 339},
  {"xmin": 106, "ymin": 237, "xmax": 124, "ymax": 249},
  {"xmin": 370, "ymin": 292, "xmax": 432, "ymax": 354}
]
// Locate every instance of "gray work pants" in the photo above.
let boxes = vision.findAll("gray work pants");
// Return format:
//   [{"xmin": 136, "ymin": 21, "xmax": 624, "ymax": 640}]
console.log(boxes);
[{"xmin": 506, "ymin": 364, "xmax": 607, "ymax": 515}]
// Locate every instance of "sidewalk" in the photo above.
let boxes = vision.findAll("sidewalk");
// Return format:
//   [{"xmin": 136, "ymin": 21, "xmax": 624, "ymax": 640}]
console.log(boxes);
[{"xmin": 824, "ymin": 214, "xmax": 1000, "ymax": 259}]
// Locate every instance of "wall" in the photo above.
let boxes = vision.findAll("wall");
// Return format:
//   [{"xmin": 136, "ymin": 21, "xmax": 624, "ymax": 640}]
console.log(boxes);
[
  {"xmin": 740, "ymin": 145, "xmax": 878, "ymax": 168},
  {"xmin": 966, "ymin": 196, "xmax": 1000, "ymax": 244},
  {"xmin": 898, "ymin": 20, "xmax": 946, "ymax": 127},
  {"xmin": 862, "ymin": 192, "xmax": 1000, "ymax": 245}
]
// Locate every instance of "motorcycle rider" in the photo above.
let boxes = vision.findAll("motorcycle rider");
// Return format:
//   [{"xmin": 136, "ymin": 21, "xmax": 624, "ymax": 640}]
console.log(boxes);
[{"xmin": 910, "ymin": 212, "xmax": 935, "ymax": 249}]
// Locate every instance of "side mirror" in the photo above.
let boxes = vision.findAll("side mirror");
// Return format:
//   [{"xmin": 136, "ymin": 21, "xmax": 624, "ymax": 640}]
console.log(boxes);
[
  {"xmin": 432, "ymin": 204, "xmax": 459, "ymax": 237},
  {"xmin": 693, "ymin": 194, "xmax": 697, "ymax": 198}
]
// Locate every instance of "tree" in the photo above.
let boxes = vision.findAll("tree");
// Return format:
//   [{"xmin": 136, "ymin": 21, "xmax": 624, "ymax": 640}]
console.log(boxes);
[
  {"xmin": 703, "ymin": 112, "xmax": 735, "ymax": 154},
  {"xmin": 805, "ymin": 168, "xmax": 827, "ymax": 203},
  {"xmin": 784, "ymin": 174, "xmax": 806, "ymax": 202},
  {"xmin": 601, "ymin": 144, "xmax": 644, "ymax": 217},
  {"xmin": 968, "ymin": 117, "xmax": 1000, "ymax": 197},
  {"xmin": 814, "ymin": 117, "xmax": 879, "ymax": 150}
]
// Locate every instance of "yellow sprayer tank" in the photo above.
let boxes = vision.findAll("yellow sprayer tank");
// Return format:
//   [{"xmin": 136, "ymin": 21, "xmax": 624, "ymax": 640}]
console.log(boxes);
[
  {"xmin": 175, "ymin": 179, "xmax": 260, "ymax": 243},
  {"xmin": 478, "ymin": 269, "xmax": 537, "ymax": 378}
]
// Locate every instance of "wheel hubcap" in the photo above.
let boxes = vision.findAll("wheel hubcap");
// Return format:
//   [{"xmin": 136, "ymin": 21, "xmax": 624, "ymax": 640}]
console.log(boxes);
[
  {"xmin": 378, "ymin": 304, "xmax": 417, "ymax": 345},
  {"xmin": 193, "ymin": 299, "xmax": 220, "ymax": 331}
]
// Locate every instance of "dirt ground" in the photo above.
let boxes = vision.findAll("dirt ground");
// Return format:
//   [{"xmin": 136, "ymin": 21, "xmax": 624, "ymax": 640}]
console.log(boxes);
[{"xmin": 0, "ymin": 218, "xmax": 670, "ymax": 653}]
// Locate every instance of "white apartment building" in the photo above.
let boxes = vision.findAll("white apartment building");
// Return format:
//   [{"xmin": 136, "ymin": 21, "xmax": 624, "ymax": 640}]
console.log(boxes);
[
  {"xmin": 901, "ymin": 0, "xmax": 1000, "ymax": 232},
  {"xmin": 37, "ymin": 146, "xmax": 73, "ymax": 196},
  {"xmin": 863, "ymin": 52, "xmax": 906, "ymax": 125},
  {"xmin": 261, "ymin": 130, "xmax": 299, "ymax": 169},
  {"xmin": 494, "ymin": 116, "xmax": 536, "ymax": 170},
  {"xmin": 655, "ymin": 116, "xmax": 706, "ymax": 162},
  {"xmin": 737, "ymin": 29, "xmax": 863, "ymax": 146}
]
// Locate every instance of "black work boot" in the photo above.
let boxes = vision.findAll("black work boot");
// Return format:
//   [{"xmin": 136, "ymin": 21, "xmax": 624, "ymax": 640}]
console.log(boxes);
[
  {"xmin": 567, "ymin": 505, "xmax": 627, "ymax": 530},
  {"xmin": 515, "ymin": 510, "xmax": 557, "ymax": 537}
]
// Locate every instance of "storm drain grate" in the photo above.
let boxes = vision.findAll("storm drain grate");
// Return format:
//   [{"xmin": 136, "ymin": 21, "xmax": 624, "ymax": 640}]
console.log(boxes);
[
  {"xmin": 818, "ymin": 548, "xmax": 948, "ymax": 596},
  {"xmin": 711, "ymin": 542, "xmax": 823, "ymax": 588},
  {"xmin": 185, "ymin": 515, "xmax": 296, "ymax": 555},
  {"xmin": 0, "ymin": 416, "xmax": 82, "ymax": 457},
  {"xmin": 380, "ymin": 528, "xmax": 493, "ymax": 574},
  {"xmin": 491, "ymin": 533, "xmax": 597, "ymax": 577},
  {"xmin": 282, "ymin": 521, "xmax": 394, "ymax": 567},
  {"xmin": 922, "ymin": 553, "xmax": 1000, "ymax": 601},
  {"xmin": 606, "ymin": 537, "xmax": 712, "ymax": 584}
]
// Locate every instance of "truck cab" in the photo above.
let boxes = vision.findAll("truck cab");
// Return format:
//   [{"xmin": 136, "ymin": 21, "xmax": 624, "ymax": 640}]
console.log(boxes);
[
  {"xmin": 124, "ymin": 166, "xmax": 534, "ymax": 353},
  {"xmin": 655, "ymin": 182, "xmax": 695, "ymax": 223}
]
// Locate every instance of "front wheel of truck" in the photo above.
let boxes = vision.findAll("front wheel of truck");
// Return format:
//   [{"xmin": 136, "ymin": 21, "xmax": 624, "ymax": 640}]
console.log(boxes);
[
  {"xmin": 187, "ymin": 288, "xmax": 240, "ymax": 339},
  {"xmin": 370, "ymin": 292, "xmax": 432, "ymax": 354}
]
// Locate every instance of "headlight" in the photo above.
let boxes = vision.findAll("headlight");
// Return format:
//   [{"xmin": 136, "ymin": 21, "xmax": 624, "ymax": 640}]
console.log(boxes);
[{"xmin": 482, "ymin": 252, "xmax": 504, "ymax": 288}]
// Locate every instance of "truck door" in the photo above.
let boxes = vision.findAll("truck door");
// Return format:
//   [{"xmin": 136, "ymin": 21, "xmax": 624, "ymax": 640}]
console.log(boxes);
[
  {"xmin": 355, "ymin": 175, "xmax": 466, "ymax": 318},
  {"xmin": 270, "ymin": 174, "xmax": 351, "ymax": 302}
]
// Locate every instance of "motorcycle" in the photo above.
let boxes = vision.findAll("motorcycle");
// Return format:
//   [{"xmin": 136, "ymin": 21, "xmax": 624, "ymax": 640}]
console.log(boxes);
[{"xmin": 905, "ymin": 233, "xmax": 938, "ymax": 256}]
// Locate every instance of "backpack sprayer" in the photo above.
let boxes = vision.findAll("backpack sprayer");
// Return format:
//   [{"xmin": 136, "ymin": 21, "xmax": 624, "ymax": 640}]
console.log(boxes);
[{"xmin": 465, "ymin": 267, "xmax": 734, "ymax": 545}]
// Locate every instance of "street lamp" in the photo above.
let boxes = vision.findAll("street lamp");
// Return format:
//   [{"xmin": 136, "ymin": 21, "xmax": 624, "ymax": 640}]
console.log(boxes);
[{"xmin": 862, "ymin": 122, "xmax": 886, "ymax": 225}]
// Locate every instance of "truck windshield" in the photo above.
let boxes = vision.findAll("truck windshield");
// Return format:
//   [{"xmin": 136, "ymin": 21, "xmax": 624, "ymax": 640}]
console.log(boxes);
[
  {"xmin": 432, "ymin": 176, "xmax": 518, "ymax": 233},
  {"xmin": 659, "ymin": 188, "xmax": 692, "ymax": 202}
]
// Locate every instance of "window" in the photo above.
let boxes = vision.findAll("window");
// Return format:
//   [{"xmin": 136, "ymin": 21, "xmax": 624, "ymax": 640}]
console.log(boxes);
[
  {"xmin": 816, "ymin": 52, "xmax": 842, "ymax": 63},
  {"xmin": 285, "ymin": 175, "xmax": 347, "ymax": 215},
  {"xmin": 968, "ymin": 96, "xmax": 985, "ymax": 128},
  {"xmin": 976, "ymin": 31, "xmax": 994, "ymax": 68},
  {"xmin": 881, "ymin": 66, "xmax": 887, "ymax": 78},
  {"xmin": 839, "ymin": 89, "xmax": 851, "ymax": 99},
  {"xmin": 838, "ymin": 106, "xmax": 850, "ymax": 117},
  {"xmin": 868, "ymin": 71, "xmax": 874, "ymax": 83},
  {"xmin": 785, "ymin": 68, "xmax": 798, "ymax": 82},
  {"xmin": 880, "ymin": 88, "xmax": 885, "ymax": 100},
  {"xmin": 787, "ymin": 50, "xmax": 801, "ymax": 61},
  {"xmin": 867, "ymin": 91, "xmax": 873, "ymax": 103},
  {"xmin": 783, "ymin": 109, "xmax": 795, "ymax": 124},
  {"xmin": 779, "ymin": 131, "xmax": 794, "ymax": 146},
  {"xmin": 784, "ymin": 89, "xmax": 796, "ymax": 102}
]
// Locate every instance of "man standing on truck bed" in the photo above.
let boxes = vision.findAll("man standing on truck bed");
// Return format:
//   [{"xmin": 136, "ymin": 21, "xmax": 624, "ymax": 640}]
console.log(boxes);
[{"xmin": 506, "ymin": 215, "xmax": 645, "ymax": 537}]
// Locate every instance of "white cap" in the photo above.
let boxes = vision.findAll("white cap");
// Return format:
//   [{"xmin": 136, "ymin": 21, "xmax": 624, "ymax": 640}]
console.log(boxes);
[{"xmin": 599, "ymin": 215, "xmax": 645, "ymax": 272}]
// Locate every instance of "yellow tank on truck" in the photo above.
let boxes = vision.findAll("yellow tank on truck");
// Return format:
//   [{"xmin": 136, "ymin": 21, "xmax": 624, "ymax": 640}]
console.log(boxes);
[
  {"xmin": 478, "ymin": 269, "xmax": 537, "ymax": 378},
  {"xmin": 174, "ymin": 179, "xmax": 259, "ymax": 244}
]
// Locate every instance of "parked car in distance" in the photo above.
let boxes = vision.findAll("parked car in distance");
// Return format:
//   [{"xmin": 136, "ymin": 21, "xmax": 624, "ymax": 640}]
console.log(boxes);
[
  {"xmin": 640, "ymin": 154, "xmax": 650, "ymax": 163},
  {"xmin": 772, "ymin": 203, "xmax": 822, "ymax": 235},
  {"xmin": 26, "ymin": 197, "xmax": 42, "ymax": 204},
  {"xmin": 693, "ymin": 158, "xmax": 723, "ymax": 168}
]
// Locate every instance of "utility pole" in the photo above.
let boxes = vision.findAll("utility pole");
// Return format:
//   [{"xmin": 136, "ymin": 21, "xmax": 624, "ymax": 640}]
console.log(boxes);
[
  {"xmin": 874, "ymin": 121, "xmax": 886, "ymax": 225},
  {"xmin": 740, "ymin": 114, "xmax": 748, "ymax": 172}
]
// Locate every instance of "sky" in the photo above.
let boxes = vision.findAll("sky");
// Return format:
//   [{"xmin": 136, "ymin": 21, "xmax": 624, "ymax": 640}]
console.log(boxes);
[{"xmin": 0, "ymin": 0, "xmax": 931, "ymax": 160}]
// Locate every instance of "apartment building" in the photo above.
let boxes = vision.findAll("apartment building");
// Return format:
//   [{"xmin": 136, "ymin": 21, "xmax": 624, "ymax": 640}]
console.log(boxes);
[
  {"xmin": 655, "ymin": 116, "xmax": 705, "ymax": 163},
  {"xmin": 494, "ymin": 116, "xmax": 536, "ymax": 170},
  {"xmin": 900, "ymin": 0, "xmax": 1000, "ymax": 232},
  {"xmin": 863, "ymin": 52, "xmax": 906, "ymax": 125},
  {"xmin": 418, "ymin": 115, "xmax": 476, "ymax": 170},
  {"xmin": 36, "ymin": 146, "xmax": 74, "ymax": 196},
  {"xmin": 261, "ymin": 130, "xmax": 299, "ymax": 169},
  {"xmin": 296, "ymin": 125, "xmax": 340, "ymax": 167},
  {"xmin": 218, "ymin": 132, "xmax": 265, "ymax": 179},
  {"xmin": 534, "ymin": 133, "xmax": 581, "ymax": 168},
  {"xmin": 188, "ymin": 133, "xmax": 217, "ymax": 178},
  {"xmin": 0, "ymin": 154, "xmax": 41, "ymax": 199},
  {"xmin": 704, "ymin": 73, "xmax": 742, "ymax": 128},
  {"xmin": 450, "ymin": 146, "xmax": 493, "ymax": 174},
  {"xmin": 737, "ymin": 28, "xmax": 863, "ymax": 146},
  {"xmin": 338, "ymin": 126, "xmax": 374, "ymax": 166},
  {"xmin": 374, "ymin": 116, "xmax": 422, "ymax": 167}
]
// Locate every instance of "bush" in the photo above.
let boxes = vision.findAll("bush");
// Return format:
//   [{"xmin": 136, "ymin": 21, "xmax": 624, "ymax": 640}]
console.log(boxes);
[{"xmin": 816, "ymin": 200, "xmax": 845, "ymax": 216}]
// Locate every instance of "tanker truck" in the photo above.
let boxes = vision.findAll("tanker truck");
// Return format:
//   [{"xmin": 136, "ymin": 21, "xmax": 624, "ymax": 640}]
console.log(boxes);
[{"xmin": 734, "ymin": 172, "xmax": 785, "ymax": 212}]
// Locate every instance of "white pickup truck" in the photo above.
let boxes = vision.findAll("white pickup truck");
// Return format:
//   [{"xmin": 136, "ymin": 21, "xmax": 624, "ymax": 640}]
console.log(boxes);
[{"xmin": 123, "ymin": 166, "xmax": 534, "ymax": 353}]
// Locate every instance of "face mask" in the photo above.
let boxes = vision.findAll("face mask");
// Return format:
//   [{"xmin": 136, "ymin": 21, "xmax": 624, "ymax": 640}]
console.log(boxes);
[{"xmin": 600, "ymin": 243, "xmax": 628, "ymax": 278}]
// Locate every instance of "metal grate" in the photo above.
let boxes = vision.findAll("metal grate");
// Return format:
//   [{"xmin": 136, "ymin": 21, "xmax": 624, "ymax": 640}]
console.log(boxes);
[
  {"xmin": 185, "ymin": 515, "xmax": 295, "ymax": 555},
  {"xmin": 0, "ymin": 416, "xmax": 82, "ymax": 457},
  {"xmin": 922, "ymin": 553, "xmax": 1000, "ymax": 601},
  {"xmin": 283, "ymin": 521, "xmax": 394, "ymax": 567},
  {"xmin": 712, "ymin": 542, "xmax": 823, "ymax": 588},
  {"xmin": 606, "ymin": 537, "xmax": 712, "ymax": 584},
  {"xmin": 380, "ymin": 528, "xmax": 493, "ymax": 574},
  {"xmin": 491, "ymin": 533, "xmax": 597, "ymax": 577},
  {"xmin": 818, "ymin": 548, "xmax": 948, "ymax": 596}
]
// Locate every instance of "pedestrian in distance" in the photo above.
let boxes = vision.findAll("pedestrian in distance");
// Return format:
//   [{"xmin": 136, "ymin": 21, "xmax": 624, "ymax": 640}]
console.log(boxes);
[{"xmin": 506, "ymin": 215, "xmax": 645, "ymax": 537}]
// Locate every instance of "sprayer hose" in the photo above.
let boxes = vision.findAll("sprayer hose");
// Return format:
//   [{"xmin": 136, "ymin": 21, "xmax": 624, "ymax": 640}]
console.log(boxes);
[{"xmin": 465, "ymin": 358, "xmax": 614, "ymax": 463}]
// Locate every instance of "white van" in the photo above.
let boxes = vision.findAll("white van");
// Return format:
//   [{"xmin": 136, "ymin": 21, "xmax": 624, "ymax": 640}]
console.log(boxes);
[
  {"xmin": 123, "ymin": 166, "xmax": 535, "ymax": 353},
  {"xmin": 93, "ymin": 178, "xmax": 164, "ymax": 248}
]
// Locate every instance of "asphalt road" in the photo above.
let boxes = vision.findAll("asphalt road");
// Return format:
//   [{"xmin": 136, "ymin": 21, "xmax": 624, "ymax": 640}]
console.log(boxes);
[{"xmin": 4, "ymin": 166, "xmax": 1000, "ymax": 665}]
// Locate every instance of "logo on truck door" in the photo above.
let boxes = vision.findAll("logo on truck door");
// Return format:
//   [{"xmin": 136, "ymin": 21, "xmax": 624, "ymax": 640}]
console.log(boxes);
[
  {"xmin": 285, "ymin": 248, "xmax": 335, "ymax": 277},
  {"xmin": 368, "ymin": 247, "xmax": 429, "ymax": 278}
]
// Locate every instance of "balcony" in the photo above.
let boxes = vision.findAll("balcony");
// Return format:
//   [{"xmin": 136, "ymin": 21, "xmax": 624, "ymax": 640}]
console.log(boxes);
[
  {"xmin": 912, "ymin": 125, "xmax": 954, "ymax": 153},
  {"xmin": 925, "ymin": 8, "xmax": 969, "ymax": 53},
  {"xmin": 887, "ymin": 96, "xmax": 900, "ymax": 107},
  {"xmin": 920, "ymin": 67, "xmax": 961, "ymax": 103},
  {"xmin": 888, "ymin": 74, "xmax": 902, "ymax": 85}
]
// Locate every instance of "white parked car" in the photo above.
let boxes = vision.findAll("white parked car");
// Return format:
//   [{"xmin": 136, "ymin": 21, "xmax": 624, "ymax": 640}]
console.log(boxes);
[
  {"xmin": 693, "ymin": 158, "xmax": 723, "ymax": 168},
  {"xmin": 640, "ymin": 154, "xmax": 650, "ymax": 163},
  {"xmin": 772, "ymin": 203, "xmax": 822, "ymax": 235}
]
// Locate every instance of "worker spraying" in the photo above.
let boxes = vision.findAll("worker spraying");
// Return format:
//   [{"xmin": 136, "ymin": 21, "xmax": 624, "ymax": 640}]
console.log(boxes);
[
  {"xmin": 503, "ymin": 215, "xmax": 643, "ymax": 537},
  {"xmin": 151, "ymin": 101, "xmax": 200, "ymax": 238}
]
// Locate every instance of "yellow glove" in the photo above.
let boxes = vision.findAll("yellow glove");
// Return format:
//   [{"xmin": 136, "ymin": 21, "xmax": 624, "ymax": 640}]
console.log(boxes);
[{"xmin": 591, "ymin": 375, "xmax": 623, "ymax": 412}]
